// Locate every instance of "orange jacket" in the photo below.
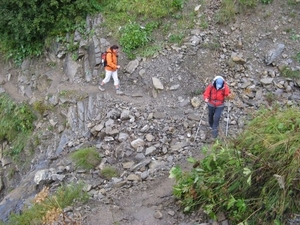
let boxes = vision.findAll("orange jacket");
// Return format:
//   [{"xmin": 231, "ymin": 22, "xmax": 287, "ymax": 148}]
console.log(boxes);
[
  {"xmin": 105, "ymin": 48, "xmax": 118, "ymax": 71},
  {"xmin": 203, "ymin": 78, "xmax": 231, "ymax": 107}
]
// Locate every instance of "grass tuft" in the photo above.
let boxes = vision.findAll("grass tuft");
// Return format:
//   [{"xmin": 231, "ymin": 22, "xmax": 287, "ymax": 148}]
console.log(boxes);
[
  {"xmin": 70, "ymin": 147, "xmax": 101, "ymax": 170},
  {"xmin": 100, "ymin": 166, "xmax": 119, "ymax": 179},
  {"xmin": 7, "ymin": 182, "xmax": 89, "ymax": 225},
  {"xmin": 0, "ymin": 94, "xmax": 36, "ymax": 157}
]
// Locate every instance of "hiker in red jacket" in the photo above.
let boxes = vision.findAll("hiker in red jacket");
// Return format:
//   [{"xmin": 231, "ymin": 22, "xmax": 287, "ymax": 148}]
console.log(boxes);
[{"xmin": 203, "ymin": 76, "xmax": 231, "ymax": 139}]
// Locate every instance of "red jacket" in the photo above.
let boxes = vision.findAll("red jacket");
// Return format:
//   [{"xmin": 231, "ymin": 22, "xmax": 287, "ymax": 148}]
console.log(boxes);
[{"xmin": 203, "ymin": 82, "xmax": 231, "ymax": 107}]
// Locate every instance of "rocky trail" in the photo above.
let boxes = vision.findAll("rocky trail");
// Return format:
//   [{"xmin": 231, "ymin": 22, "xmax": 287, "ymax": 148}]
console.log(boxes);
[{"xmin": 0, "ymin": 0, "xmax": 300, "ymax": 224}]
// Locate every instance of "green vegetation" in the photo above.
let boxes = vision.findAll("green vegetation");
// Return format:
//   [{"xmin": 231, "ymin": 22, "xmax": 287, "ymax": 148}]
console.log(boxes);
[
  {"xmin": 170, "ymin": 107, "xmax": 300, "ymax": 224},
  {"xmin": 0, "ymin": 0, "xmax": 101, "ymax": 64},
  {"xmin": 279, "ymin": 66, "xmax": 300, "ymax": 79},
  {"xmin": 1, "ymin": 0, "xmax": 292, "ymax": 62},
  {"xmin": 119, "ymin": 21, "xmax": 156, "ymax": 59},
  {"xmin": 32, "ymin": 101, "xmax": 53, "ymax": 116},
  {"xmin": 261, "ymin": 0, "xmax": 273, "ymax": 4},
  {"xmin": 70, "ymin": 147, "xmax": 101, "ymax": 170},
  {"xmin": 215, "ymin": 0, "xmax": 276, "ymax": 25},
  {"xmin": 103, "ymin": 0, "xmax": 188, "ymax": 58},
  {"xmin": 100, "ymin": 166, "xmax": 119, "ymax": 179},
  {"xmin": 290, "ymin": 30, "xmax": 300, "ymax": 41},
  {"xmin": 264, "ymin": 92, "xmax": 277, "ymax": 106},
  {"xmin": 0, "ymin": 94, "xmax": 36, "ymax": 156},
  {"xmin": 59, "ymin": 89, "xmax": 88, "ymax": 101},
  {"xmin": 0, "ymin": 0, "xmax": 188, "ymax": 62},
  {"xmin": 7, "ymin": 182, "xmax": 89, "ymax": 225},
  {"xmin": 296, "ymin": 52, "xmax": 300, "ymax": 63}
]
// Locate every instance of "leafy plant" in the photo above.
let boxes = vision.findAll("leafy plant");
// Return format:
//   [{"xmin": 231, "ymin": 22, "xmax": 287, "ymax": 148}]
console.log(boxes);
[
  {"xmin": 0, "ymin": 94, "xmax": 36, "ymax": 156},
  {"xmin": 191, "ymin": 88, "xmax": 203, "ymax": 96},
  {"xmin": 0, "ymin": 0, "xmax": 101, "ymax": 63},
  {"xmin": 287, "ymin": 0, "xmax": 299, "ymax": 5},
  {"xmin": 169, "ymin": 33, "xmax": 185, "ymax": 44},
  {"xmin": 70, "ymin": 147, "xmax": 101, "ymax": 170},
  {"xmin": 170, "ymin": 107, "xmax": 300, "ymax": 224},
  {"xmin": 100, "ymin": 166, "xmax": 119, "ymax": 179},
  {"xmin": 261, "ymin": 0, "xmax": 273, "ymax": 4},
  {"xmin": 172, "ymin": 0, "xmax": 185, "ymax": 10},
  {"xmin": 119, "ymin": 21, "xmax": 153, "ymax": 59},
  {"xmin": 279, "ymin": 66, "xmax": 300, "ymax": 78},
  {"xmin": 200, "ymin": 15, "xmax": 209, "ymax": 29},
  {"xmin": 215, "ymin": 0, "xmax": 237, "ymax": 25},
  {"xmin": 295, "ymin": 52, "xmax": 300, "ymax": 63},
  {"xmin": 7, "ymin": 182, "xmax": 89, "ymax": 225},
  {"xmin": 287, "ymin": 29, "xmax": 300, "ymax": 41},
  {"xmin": 140, "ymin": 44, "xmax": 163, "ymax": 58},
  {"xmin": 238, "ymin": 0, "xmax": 258, "ymax": 8}
]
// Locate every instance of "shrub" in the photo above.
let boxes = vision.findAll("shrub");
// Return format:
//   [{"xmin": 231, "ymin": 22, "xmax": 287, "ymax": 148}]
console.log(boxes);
[
  {"xmin": 70, "ymin": 147, "xmax": 101, "ymax": 170},
  {"xmin": 100, "ymin": 166, "xmax": 119, "ymax": 179},
  {"xmin": 32, "ymin": 101, "xmax": 53, "ymax": 116},
  {"xmin": 279, "ymin": 66, "xmax": 300, "ymax": 78},
  {"xmin": 215, "ymin": 0, "xmax": 237, "ymax": 25},
  {"xmin": 296, "ymin": 52, "xmax": 300, "ymax": 63},
  {"xmin": 0, "ymin": 94, "xmax": 36, "ymax": 156},
  {"xmin": 7, "ymin": 182, "xmax": 89, "ymax": 225},
  {"xmin": 261, "ymin": 0, "xmax": 273, "ymax": 4},
  {"xmin": 0, "ymin": 0, "xmax": 101, "ymax": 64},
  {"xmin": 119, "ymin": 21, "xmax": 152, "ymax": 59},
  {"xmin": 170, "ymin": 107, "xmax": 300, "ymax": 224}
]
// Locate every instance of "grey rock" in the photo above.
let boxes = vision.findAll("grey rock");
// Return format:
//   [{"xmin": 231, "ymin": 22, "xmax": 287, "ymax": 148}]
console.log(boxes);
[
  {"xmin": 152, "ymin": 77, "xmax": 164, "ymax": 90},
  {"xmin": 265, "ymin": 43, "xmax": 285, "ymax": 65},
  {"xmin": 131, "ymin": 138, "xmax": 145, "ymax": 149},
  {"xmin": 124, "ymin": 59, "xmax": 139, "ymax": 74},
  {"xmin": 260, "ymin": 77, "xmax": 274, "ymax": 85}
]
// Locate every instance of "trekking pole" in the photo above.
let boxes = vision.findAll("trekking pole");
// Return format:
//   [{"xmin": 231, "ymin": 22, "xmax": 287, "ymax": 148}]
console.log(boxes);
[
  {"xmin": 225, "ymin": 102, "xmax": 231, "ymax": 136},
  {"xmin": 191, "ymin": 103, "xmax": 207, "ymax": 142}
]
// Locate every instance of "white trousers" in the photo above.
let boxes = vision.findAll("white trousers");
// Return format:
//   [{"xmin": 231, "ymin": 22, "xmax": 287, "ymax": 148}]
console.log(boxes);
[{"xmin": 103, "ymin": 69, "xmax": 119, "ymax": 86}]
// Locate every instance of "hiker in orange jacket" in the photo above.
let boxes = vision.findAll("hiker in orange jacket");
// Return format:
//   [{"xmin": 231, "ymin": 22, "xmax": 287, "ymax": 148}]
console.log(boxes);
[
  {"xmin": 98, "ymin": 45, "xmax": 123, "ymax": 95},
  {"xmin": 203, "ymin": 76, "xmax": 231, "ymax": 139}
]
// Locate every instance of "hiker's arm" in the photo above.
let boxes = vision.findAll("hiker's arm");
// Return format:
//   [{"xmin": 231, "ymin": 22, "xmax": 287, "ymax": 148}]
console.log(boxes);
[
  {"xmin": 107, "ymin": 53, "xmax": 118, "ymax": 70},
  {"xmin": 224, "ymin": 85, "xmax": 231, "ymax": 97},
  {"xmin": 203, "ymin": 85, "xmax": 210, "ymax": 102},
  {"xmin": 224, "ymin": 85, "xmax": 234, "ymax": 100}
]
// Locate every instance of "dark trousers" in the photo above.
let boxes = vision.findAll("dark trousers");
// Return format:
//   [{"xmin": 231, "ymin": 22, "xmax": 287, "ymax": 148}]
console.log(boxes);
[{"xmin": 208, "ymin": 104, "xmax": 224, "ymax": 138}]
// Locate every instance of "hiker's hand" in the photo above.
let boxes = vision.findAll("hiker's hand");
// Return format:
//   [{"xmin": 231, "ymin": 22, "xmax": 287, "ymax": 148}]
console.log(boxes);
[
  {"xmin": 204, "ymin": 98, "xmax": 209, "ymax": 102},
  {"xmin": 117, "ymin": 65, "xmax": 120, "ymax": 69},
  {"xmin": 226, "ymin": 93, "xmax": 234, "ymax": 100}
]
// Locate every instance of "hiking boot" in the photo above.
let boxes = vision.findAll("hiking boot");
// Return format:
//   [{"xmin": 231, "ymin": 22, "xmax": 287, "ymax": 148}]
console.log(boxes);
[
  {"xmin": 116, "ymin": 89, "xmax": 124, "ymax": 95},
  {"xmin": 98, "ymin": 85, "xmax": 105, "ymax": 91}
]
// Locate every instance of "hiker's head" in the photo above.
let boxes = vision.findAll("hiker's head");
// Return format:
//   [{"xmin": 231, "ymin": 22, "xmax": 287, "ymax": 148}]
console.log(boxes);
[
  {"xmin": 110, "ymin": 45, "xmax": 119, "ymax": 52},
  {"xmin": 214, "ymin": 76, "xmax": 224, "ymax": 90}
]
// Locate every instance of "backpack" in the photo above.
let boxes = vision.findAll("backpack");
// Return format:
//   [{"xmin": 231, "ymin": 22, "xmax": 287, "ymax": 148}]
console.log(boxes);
[
  {"xmin": 101, "ymin": 52, "xmax": 108, "ymax": 67},
  {"xmin": 101, "ymin": 51, "xmax": 113, "ymax": 67}
]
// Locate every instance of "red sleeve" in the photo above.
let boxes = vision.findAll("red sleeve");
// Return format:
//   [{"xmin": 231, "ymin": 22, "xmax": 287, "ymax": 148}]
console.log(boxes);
[
  {"xmin": 203, "ymin": 85, "xmax": 212, "ymax": 100},
  {"xmin": 224, "ymin": 84, "xmax": 231, "ymax": 97}
]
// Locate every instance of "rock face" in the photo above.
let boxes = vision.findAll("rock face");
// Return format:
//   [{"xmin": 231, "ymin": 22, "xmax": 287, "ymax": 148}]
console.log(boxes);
[{"xmin": 0, "ymin": 1, "xmax": 300, "ymax": 224}]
